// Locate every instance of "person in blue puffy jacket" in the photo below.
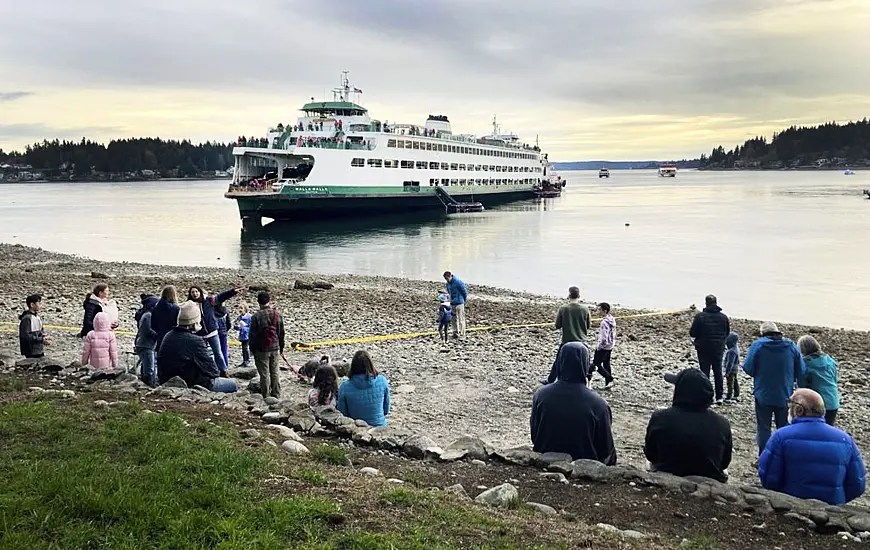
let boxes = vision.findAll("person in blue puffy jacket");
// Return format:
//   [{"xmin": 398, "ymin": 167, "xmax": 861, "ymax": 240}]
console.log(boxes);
[
  {"xmin": 759, "ymin": 388, "xmax": 865, "ymax": 505},
  {"xmin": 742, "ymin": 321, "xmax": 806, "ymax": 455},
  {"xmin": 337, "ymin": 350, "xmax": 391, "ymax": 427}
]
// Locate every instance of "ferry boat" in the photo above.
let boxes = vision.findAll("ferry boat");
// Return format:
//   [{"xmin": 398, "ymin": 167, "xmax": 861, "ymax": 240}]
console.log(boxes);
[
  {"xmin": 658, "ymin": 165, "xmax": 677, "ymax": 177},
  {"xmin": 598, "ymin": 168, "xmax": 610, "ymax": 178},
  {"xmin": 226, "ymin": 73, "xmax": 548, "ymax": 226}
]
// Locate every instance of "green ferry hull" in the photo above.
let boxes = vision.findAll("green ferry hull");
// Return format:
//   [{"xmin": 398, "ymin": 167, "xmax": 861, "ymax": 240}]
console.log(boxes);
[{"xmin": 227, "ymin": 187, "xmax": 533, "ymax": 224}]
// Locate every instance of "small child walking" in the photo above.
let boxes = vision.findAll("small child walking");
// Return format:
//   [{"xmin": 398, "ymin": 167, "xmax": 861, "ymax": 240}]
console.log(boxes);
[
  {"xmin": 437, "ymin": 294, "xmax": 452, "ymax": 344},
  {"xmin": 591, "ymin": 302, "xmax": 616, "ymax": 389},
  {"xmin": 723, "ymin": 331, "xmax": 741, "ymax": 403},
  {"xmin": 234, "ymin": 303, "xmax": 252, "ymax": 368},
  {"xmin": 81, "ymin": 312, "xmax": 119, "ymax": 371}
]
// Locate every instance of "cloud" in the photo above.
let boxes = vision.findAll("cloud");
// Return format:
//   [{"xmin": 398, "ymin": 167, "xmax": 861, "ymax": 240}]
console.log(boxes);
[
  {"xmin": 0, "ymin": 0, "xmax": 868, "ymax": 158},
  {"xmin": 0, "ymin": 92, "xmax": 33, "ymax": 102},
  {"xmin": 0, "ymin": 123, "xmax": 123, "ymax": 143}
]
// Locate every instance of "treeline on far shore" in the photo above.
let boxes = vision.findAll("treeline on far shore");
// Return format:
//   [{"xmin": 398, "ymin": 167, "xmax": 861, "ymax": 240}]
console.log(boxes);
[
  {"xmin": 700, "ymin": 119, "xmax": 870, "ymax": 170},
  {"xmin": 0, "ymin": 138, "xmax": 234, "ymax": 181}
]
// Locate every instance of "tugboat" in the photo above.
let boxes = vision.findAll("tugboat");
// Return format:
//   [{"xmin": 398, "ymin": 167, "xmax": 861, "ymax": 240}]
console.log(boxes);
[
  {"xmin": 599, "ymin": 168, "xmax": 610, "ymax": 178},
  {"xmin": 845, "ymin": 168, "xmax": 855, "ymax": 175},
  {"xmin": 863, "ymin": 189, "xmax": 869, "ymax": 199}
]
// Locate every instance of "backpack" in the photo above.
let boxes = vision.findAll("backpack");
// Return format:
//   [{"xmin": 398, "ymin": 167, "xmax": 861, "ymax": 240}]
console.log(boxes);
[{"xmin": 260, "ymin": 308, "xmax": 279, "ymax": 349}]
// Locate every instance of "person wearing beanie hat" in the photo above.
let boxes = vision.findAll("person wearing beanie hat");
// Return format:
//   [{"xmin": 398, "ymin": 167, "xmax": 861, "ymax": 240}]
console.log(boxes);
[
  {"xmin": 742, "ymin": 321, "xmax": 806, "ymax": 454},
  {"xmin": 134, "ymin": 293, "xmax": 161, "ymax": 387},
  {"xmin": 156, "ymin": 301, "xmax": 237, "ymax": 393}
]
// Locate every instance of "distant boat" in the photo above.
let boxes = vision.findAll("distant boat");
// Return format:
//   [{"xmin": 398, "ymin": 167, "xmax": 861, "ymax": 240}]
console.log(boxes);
[
  {"xmin": 845, "ymin": 168, "xmax": 855, "ymax": 175},
  {"xmin": 658, "ymin": 165, "xmax": 677, "ymax": 177},
  {"xmin": 598, "ymin": 168, "xmax": 610, "ymax": 178}
]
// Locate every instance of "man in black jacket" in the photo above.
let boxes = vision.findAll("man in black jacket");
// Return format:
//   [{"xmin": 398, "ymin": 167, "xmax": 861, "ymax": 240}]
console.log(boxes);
[
  {"xmin": 689, "ymin": 294, "xmax": 730, "ymax": 404},
  {"xmin": 157, "ymin": 301, "xmax": 237, "ymax": 393},
  {"xmin": 645, "ymin": 369, "xmax": 733, "ymax": 482},
  {"xmin": 530, "ymin": 342, "xmax": 617, "ymax": 464},
  {"xmin": 19, "ymin": 294, "xmax": 49, "ymax": 359}
]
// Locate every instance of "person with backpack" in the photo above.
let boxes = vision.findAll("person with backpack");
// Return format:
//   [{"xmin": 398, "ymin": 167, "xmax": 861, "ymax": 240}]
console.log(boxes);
[{"xmin": 248, "ymin": 292, "xmax": 285, "ymax": 399}]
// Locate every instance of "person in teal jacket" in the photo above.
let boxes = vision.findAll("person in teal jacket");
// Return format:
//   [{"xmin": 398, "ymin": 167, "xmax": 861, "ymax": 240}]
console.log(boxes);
[
  {"xmin": 337, "ymin": 350, "xmax": 391, "ymax": 427},
  {"xmin": 797, "ymin": 335, "xmax": 840, "ymax": 426}
]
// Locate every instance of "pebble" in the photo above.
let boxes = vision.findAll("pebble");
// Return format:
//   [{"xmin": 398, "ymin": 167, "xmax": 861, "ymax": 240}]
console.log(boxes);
[{"xmin": 387, "ymin": 478, "xmax": 404, "ymax": 484}]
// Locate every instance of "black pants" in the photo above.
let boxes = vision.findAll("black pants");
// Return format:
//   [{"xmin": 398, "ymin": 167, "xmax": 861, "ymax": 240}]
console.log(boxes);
[
  {"xmin": 241, "ymin": 340, "xmax": 250, "ymax": 364},
  {"xmin": 697, "ymin": 349, "xmax": 724, "ymax": 400},
  {"xmin": 825, "ymin": 409, "xmax": 838, "ymax": 426},
  {"xmin": 592, "ymin": 349, "xmax": 613, "ymax": 383},
  {"xmin": 726, "ymin": 371, "xmax": 740, "ymax": 399}
]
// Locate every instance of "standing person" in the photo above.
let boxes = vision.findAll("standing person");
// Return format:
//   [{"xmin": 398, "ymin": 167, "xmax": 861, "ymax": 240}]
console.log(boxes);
[
  {"xmin": 79, "ymin": 283, "xmax": 119, "ymax": 337},
  {"xmin": 541, "ymin": 286, "xmax": 590, "ymax": 384},
  {"xmin": 742, "ymin": 321, "xmax": 806, "ymax": 455},
  {"xmin": 723, "ymin": 332, "xmax": 741, "ymax": 403},
  {"xmin": 151, "ymin": 285, "xmax": 180, "ymax": 353},
  {"xmin": 530, "ymin": 342, "xmax": 616, "ymax": 464},
  {"xmin": 234, "ymin": 303, "xmax": 252, "ymax": 368},
  {"xmin": 214, "ymin": 301, "xmax": 232, "ymax": 370},
  {"xmin": 797, "ymin": 335, "xmax": 840, "ymax": 426},
  {"xmin": 645, "ymin": 369, "xmax": 732, "ymax": 482},
  {"xmin": 591, "ymin": 302, "xmax": 616, "ymax": 389},
  {"xmin": 437, "ymin": 294, "xmax": 452, "ymax": 344},
  {"xmin": 758, "ymin": 389, "xmax": 865, "ymax": 505},
  {"xmin": 134, "ymin": 294, "xmax": 159, "ymax": 387},
  {"xmin": 157, "ymin": 301, "xmax": 237, "ymax": 393},
  {"xmin": 443, "ymin": 271, "xmax": 468, "ymax": 340},
  {"xmin": 248, "ymin": 292, "xmax": 285, "ymax": 399},
  {"xmin": 337, "ymin": 350, "xmax": 391, "ymax": 427},
  {"xmin": 81, "ymin": 312, "xmax": 119, "ymax": 371},
  {"xmin": 689, "ymin": 294, "xmax": 730, "ymax": 405},
  {"xmin": 187, "ymin": 285, "xmax": 243, "ymax": 376},
  {"xmin": 18, "ymin": 294, "xmax": 50, "ymax": 359}
]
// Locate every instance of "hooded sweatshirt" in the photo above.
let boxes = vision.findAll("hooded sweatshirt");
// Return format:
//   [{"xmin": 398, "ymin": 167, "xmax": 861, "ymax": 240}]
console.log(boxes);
[
  {"xmin": 18, "ymin": 309, "xmax": 45, "ymax": 358},
  {"xmin": 81, "ymin": 312, "xmax": 118, "ymax": 370},
  {"xmin": 337, "ymin": 373, "xmax": 391, "ymax": 427},
  {"xmin": 722, "ymin": 332, "xmax": 740, "ymax": 375},
  {"xmin": 531, "ymin": 342, "xmax": 617, "ymax": 464},
  {"xmin": 742, "ymin": 333, "xmax": 806, "ymax": 407},
  {"xmin": 644, "ymin": 368, "xmax": 733, "ymax": 482},
  {"xmin": 135, "ymin": 295, "xmax": 159, "ymax": 350},
  {"xmin": 597, "ymin": 313, "xmax": 616, "ymax": 351},
  {"xmin": 799, "ymin": 353, "xmax": 840, "ymax": 412},
  {"xmin": 150, "ymin": 298, "xmax": 181, "ymax": 352},
  {"xmin": 79, "ymin": 295, "xmax": 105, "ymax": 337}
]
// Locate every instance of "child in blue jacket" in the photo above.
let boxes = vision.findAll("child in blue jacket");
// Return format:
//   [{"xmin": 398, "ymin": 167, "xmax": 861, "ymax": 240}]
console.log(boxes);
[
  {"xmin": 723, "ymin": 331, "xmax": 741, "ymax": 403},
  {"xmin": 437, "ymin": 294, "xmax": 452, "ymax": 344},
  {"xmin": 234, "ymin": 303, "xmax": 252, "ymax": 367}
]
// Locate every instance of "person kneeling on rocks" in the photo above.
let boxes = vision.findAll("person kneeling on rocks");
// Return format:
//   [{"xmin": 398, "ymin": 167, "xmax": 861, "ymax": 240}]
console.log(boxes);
[
  {"xmin": 759, "ymin": 388, "xmax": 865, "ymax": 505},
  {"xmin": 156, "ymin": 301, "xmax": 238, "ymax": 393},
  {"xmin": 337, "ymin": 350, "xmax": 391, "ymax": 427},
  {"xmin": 19, "ymin": 293, "xmax": 50, "ymax": 359},
  {"xmin": 645, "ymin": 369, "xmax": 732, "ymax": 482},
  {"xmin": 530, "ymin": 342, "xmax": 616, "ymax": 464}
]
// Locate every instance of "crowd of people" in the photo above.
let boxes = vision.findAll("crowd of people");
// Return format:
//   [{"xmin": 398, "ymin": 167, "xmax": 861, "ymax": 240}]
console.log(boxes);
[{"xmin": 14, "ymin": 277, "xmax": 867, "ymax": 506}]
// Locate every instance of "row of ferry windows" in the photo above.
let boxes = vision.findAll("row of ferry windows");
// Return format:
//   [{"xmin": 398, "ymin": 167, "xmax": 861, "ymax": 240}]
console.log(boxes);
[
  {"xmin": 386, "ymin": 138, "xmax": 536, "ymax": 159},
  {"xmin": 429, "ymin": 178, "xmax": 540, "ymax": 186},
  {"xmin": 351, "ymin": 158, "xmax": 542, "ymax": 172}
]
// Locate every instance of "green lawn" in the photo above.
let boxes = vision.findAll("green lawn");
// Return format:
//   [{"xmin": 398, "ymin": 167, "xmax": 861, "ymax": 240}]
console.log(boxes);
[{"xmin": 0, "ymin": 392, "xmax": 598, "ymax": 550}]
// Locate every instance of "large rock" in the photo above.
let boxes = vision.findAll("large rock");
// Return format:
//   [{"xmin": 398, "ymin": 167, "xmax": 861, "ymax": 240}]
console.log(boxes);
[
  {"xmin": 492, "ymin": 446, "xmax": 540, "ymax": 467},
  {"xmin": 369, "ymin": 426, "xmax": 413, "ymax": 450},
  {"xmin": 160, "ymin": 376, "xmax": 188, "ymax": 389},
  {"xmin": 526, "ymin": 502, "xmax": 557, "ymax": 516},
  {"xmin": 263, "ymin": 424, "xmax": 303, "ymax": 442},
  {"xmin": 441, "ymin": 436, "xmax": 493, "ymax": 461},
  {"xmin": 261, "ymin": 412, "xmax": 286, "ymax": 424},
  {"xmin": 228, "ymin": 367, "xmax": 258, "ymax": 380},
  {"xmin": 90, "ymin": 368, "xmax": 127, "ymax": 383},
  {"xmin": 571, "ymin": 459, "xmax": 614, "ymax": 482},
  {"xmin": 317, "ymin": 408, "xmax": 356, "ymax": 429},
  {"xmin": 848, "ymin": 514, "xmax": 870, "ymax": 533},
  {"xmin": 287, "ymin": 411, "xmax": 317, "ymax": 433},
  {"xmin": 535, "ymin": 452, "xmax": 574, "ymax": 468},
  {"xmin": 402, "ymin": 434, "xmax": 442, "ymax": 459},
  {"xmin": 247, "ymin": 377, "xmax": 261, "ymax": 393},
  {"xmin": 475, "ymin": 484, "xmax": 518, "ymax": 507},
  {"xmin": 281, "ymin": 440, "xmax": 310, "ymax": 455}
]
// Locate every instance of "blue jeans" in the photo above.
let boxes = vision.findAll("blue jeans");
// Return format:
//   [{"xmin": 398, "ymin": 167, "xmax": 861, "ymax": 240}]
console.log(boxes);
[
  {"xmin": 218, "ymin": 332, "xmax": 229, "ymax": 369},
  {"xmin": 136, "ymin": 347, "xmax": 156, "ymax": 387},
  {"xmin": 755, "ymin": 399, "xmax": 789, "ymax": 455},
  {"xmin": 206, "ymin": 334, "xmax": 228, "ymax": 374},
  {"xmin": 211, "ymin": 377, "xmax": 238, "ymax": 393}
]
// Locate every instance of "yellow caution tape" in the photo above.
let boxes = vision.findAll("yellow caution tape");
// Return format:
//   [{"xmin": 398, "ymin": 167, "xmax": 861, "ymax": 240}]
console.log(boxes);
[{"xmin": 1, "ymin": 308, "xmax": 689, "ymax": 351}]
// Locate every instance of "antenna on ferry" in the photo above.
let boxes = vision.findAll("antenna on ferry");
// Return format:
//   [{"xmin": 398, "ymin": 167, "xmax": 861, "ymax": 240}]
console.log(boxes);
[{"xmin": 492, "ymin": 115, "xmax": 498, "ymax": 136}]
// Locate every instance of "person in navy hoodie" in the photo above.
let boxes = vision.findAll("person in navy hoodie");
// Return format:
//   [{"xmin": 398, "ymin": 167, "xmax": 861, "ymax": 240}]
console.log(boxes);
[
  {"xmin": 759, "ymin": 388, "xmax": 865, "ymax": 505},
  {"xmin": 742, "ymin": 321, "xmax": 806, "ymax": 455},
  {"xmin": 151, "ymin": 285, "xmax": 180, "ymax": 353},
  {"xmin": 187, "ymin": 285, "xmax": 243, "ymax": 376},
  {"xmin": 337, "ymin": 350, "xmax": 391, "ymax": 427},
  {"xmin": 443, "ymin": 271, "xmax": 468, "ymax": 340}
]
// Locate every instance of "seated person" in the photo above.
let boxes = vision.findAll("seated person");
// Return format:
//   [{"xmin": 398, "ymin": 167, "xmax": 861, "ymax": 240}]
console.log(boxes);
[
  {"xmin": 759, "ymin": 388, "xmax": 865, "ymax": 505},
  {"xmin": 645, "ymin": 369, "xmax": 732, "ymax": 482},
  {"xmin": 337, "ymin": 350, "xmax": 390, "ymax": 426},
  {"xmin": 530, "ymin": 342, "xmax": 616, "ymax": 464},
  {"xmin": 157, "ymin": 301, "xmax": 237, "ymax": 393}
]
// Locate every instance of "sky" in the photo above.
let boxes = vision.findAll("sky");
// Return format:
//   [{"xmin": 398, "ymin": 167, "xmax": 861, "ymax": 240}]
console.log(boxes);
[{"xmin": 1, "ymin": 0, "xmax": 869, "ymax": 161}]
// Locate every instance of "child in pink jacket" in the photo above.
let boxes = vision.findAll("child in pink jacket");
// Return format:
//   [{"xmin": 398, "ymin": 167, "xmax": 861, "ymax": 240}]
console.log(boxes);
[{"xmin": 82, "ymin": 312, "xmax": 119, "ymax": 370}]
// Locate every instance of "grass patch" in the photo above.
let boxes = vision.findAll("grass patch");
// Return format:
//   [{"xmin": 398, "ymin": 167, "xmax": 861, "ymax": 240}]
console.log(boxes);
[
  {"xmin": 296, "ymin": 468, "xmax": 329, "ymax": 486},
  {"xmin": 680, "ymin": 535, "xmax": 719, "ymax": 549},
  {"xmin": 379, "ymin": 487, "xmax": 430, "ymax": 507},
  {"xmin": 0, "ymin": 377, "xmax": 25, "ymax": 393},
  {"xmin": 310, "ymin": 444, "xmax": 350, "ymax": 466}
]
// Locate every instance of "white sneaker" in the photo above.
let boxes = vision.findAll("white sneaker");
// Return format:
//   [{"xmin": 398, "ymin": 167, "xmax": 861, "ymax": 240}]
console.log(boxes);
[
  {"xmin": 713, "ymin": 398, "xmax": 724, "ymax": 406},
  {"xmin": 603, "ymin": 380, "xmax": 615, "ymax": 390}
]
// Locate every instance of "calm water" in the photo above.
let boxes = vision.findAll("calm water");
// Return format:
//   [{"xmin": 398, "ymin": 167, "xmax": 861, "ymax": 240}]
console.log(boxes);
[{"xmin": 2, "ymin": 170, "xmax": 869, "ymax": 329}]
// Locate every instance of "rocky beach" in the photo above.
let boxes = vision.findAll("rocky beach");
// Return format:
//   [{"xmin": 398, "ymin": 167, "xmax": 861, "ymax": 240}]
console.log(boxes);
[{"xmin": 2, "ymin": 242, "xmax": 870, "ymax": 505}]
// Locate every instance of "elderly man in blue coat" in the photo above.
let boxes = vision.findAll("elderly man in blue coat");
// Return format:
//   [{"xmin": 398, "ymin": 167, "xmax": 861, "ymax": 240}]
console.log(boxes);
[
  {"xmin": 759, "ymin": 388, "xmax": 865, "ymax": 505},
  {"xmin": 443, "ymin": 271, "xmax": 468, "ymax": 340}
]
